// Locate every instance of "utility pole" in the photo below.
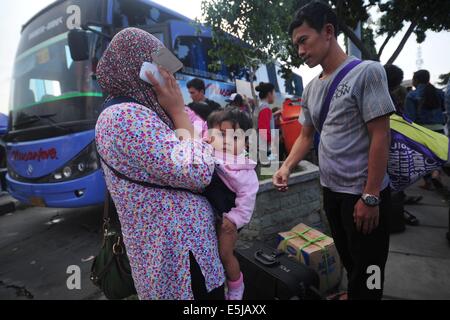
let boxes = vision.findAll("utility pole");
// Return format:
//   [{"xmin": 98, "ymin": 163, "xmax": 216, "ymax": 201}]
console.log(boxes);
[
  {"xmin": 416, "ymin": 46, "xmax": 423, "ymax": 70},
  {"xmin": 347, "ymin": 22, "xmax": 362, "ymax": 59}
]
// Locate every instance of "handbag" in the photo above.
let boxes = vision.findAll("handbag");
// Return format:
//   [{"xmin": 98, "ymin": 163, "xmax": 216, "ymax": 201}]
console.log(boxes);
[
  {"xmin": 90, "ymin": 191, "xmax": 137, "ymax": 300},
  {"xmin": 388, "ymin": 113, "xmax": 449, "ymax": 191}
]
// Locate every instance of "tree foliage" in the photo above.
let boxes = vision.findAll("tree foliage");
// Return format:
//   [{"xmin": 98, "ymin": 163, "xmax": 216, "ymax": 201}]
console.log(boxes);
[
  {"xmin": 200, "ymin": 0, "xmax": 450, "ymax": 84},
  {"xmin": 438, "ymin": 72, "xmax": 450, "ymax": 87}
]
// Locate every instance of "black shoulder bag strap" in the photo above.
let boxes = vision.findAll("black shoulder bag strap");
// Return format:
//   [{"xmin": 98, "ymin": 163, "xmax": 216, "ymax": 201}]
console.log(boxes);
[{"xmin": 317, "ymin": 59, "xmax": 363, "ymax": 133}]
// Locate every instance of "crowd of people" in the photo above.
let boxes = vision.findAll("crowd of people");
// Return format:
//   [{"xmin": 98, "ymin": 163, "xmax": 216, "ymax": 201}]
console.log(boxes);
[{"xmin": 93, "ymin": 0, "xmax": 450, "ymax": 301}]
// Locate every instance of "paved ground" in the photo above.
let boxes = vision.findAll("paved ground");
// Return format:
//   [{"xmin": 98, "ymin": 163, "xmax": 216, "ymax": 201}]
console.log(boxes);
[
  {"xmin": 0, "ymin": 203, "xmax": 104, "ymax": 300},
  {"xmin": 337, "ymin": 178, "xmax": 450, "ymax": 300},
  {"xmin": 1, "ymin": 177, "xmax": 449, "ymax": 300},
  {"xmin": 383, "ymin": 179, "xmax": 450, "ymax": 300}
]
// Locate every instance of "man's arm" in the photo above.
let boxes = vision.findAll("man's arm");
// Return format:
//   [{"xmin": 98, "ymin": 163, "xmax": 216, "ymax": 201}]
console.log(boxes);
[
  {"xmin": 354, "ymin": 114, "xmax": 391, "ymax": 235},
  {"xmin": 283, "ymin": 124, "xmax": 315, "ymax": 171},
  {"xmin": 273, "ymin": 124, "xmax": 315, "ymax": 191},
  {"xmin": 364, "ymin": 115, "xmax": 391, "ymax": 196}
]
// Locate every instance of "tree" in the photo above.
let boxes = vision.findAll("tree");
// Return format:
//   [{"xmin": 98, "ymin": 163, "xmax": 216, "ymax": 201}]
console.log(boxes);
[
  {"xmin": 199, "ymin": 0, "xmax": 303, "ymax": 103},
  {"xmin": 377, "ymin": 0, "xmax": 450, "ymax": 64},
  {"xmin": 200, "ymin": 0, "xmax": 450, "ymax": 81},
  {"xmin": 438, "ymin": 72, "xmax": 450, "ymax": 87}
]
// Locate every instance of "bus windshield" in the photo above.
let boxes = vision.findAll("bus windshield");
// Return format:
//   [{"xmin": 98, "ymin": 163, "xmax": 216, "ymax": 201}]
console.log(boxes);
[{"xmin": 10, "ymin": 31, "xmax": 103, "ymax": 132}]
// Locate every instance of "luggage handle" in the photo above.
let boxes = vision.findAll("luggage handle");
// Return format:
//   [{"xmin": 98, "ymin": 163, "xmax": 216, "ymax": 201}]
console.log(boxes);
[{"xmin": 254, "ymin": 250, "xmax": 280, "ymax": 267}]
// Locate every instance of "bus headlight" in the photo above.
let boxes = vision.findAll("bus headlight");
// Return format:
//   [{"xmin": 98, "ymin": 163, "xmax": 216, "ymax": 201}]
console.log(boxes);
[
  {"xmin": 63, "ymin": 167, "xmax": 72, "ymax": 178},
  {"xmin": 48, "ymin": 142, "xmax": 100, "ymax": 182},
  {"xmin": 77, "ymin": 162, "xmax": 86, "ymax": 172}
]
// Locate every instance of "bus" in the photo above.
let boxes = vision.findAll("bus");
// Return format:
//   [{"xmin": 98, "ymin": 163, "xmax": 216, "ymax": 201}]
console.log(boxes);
[{"xmin": 6, "ymin": 0, "xmax": 303, "ymax": 208}]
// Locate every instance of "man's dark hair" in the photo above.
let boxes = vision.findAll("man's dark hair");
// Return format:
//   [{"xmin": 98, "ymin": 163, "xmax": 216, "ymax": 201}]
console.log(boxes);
[
  {"xmin": 207, "ymin": 107, "xmax": 253, "ymax": 131},
  {"xmin": 413, "ymin": 70, "xmax": 430, "ymax": 84},
  {"xmin": 288, "ymin": 1, "xmax": 338, "ymax": 38},
  {"xmin": 187, "ymin": 78, "xmax": 206, "ymax": 92},
  {"xmin": 384, "ymin": 64, "xmax": 404, "ymax": 90}
]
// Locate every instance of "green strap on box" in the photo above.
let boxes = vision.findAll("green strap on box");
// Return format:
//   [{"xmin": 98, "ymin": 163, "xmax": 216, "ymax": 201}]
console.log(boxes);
[{"xmin": 280, "ymin": 228, "xmax": 331, "ymax": 289}]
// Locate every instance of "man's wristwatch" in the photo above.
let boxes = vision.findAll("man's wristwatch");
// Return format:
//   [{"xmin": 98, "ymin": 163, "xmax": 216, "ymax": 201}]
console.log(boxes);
[{"xmin": 361, "ymin": 193, "xmax": 380, "ymax": 207}]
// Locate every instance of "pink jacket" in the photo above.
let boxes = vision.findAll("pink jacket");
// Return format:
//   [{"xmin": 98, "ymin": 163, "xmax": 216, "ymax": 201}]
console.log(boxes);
[
  {"xmin": 214, "ymin": 151, "xmax": 259, "ymax": 229},
  {"xmin": 186, "ymin": 108, "xmax": 259, "ymax": 229}
]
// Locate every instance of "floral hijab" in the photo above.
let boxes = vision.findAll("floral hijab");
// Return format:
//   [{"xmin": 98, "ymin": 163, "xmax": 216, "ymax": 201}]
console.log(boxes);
[{"xmin": 96, "ymin": 27, "xmax": 174, "ymax": 129}]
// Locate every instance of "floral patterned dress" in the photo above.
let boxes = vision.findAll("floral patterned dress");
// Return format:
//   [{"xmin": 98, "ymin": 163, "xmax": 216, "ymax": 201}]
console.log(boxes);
[{"xmin": 95, "ymin": 102, "xmax": 225, "ymax": 300}]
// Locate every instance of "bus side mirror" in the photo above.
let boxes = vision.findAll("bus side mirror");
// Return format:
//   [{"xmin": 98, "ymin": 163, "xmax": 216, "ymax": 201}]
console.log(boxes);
[{"xmin": 68, "ymin": 29, "xmax": 89, "ymax": 61}]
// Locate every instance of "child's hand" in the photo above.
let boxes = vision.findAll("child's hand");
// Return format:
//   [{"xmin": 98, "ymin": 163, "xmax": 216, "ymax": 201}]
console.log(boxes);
[
  {"xmin": 203, "ymin": 136, "xmax": 214, "ymax": 144},
  {"xmin": 222, "ymin": 217, "xmax": 237, "ymax": 234}
]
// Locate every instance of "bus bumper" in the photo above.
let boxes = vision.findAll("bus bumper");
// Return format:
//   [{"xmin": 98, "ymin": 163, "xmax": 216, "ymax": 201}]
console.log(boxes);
[{"xmin": 6, "ymin": 170, "xmax": 106, "ymax": 208}]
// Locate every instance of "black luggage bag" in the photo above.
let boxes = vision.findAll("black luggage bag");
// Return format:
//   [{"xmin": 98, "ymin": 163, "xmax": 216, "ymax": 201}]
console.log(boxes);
[{"xmin": 235, "ymin": 241, "xmax": 321, "ymax": 300}]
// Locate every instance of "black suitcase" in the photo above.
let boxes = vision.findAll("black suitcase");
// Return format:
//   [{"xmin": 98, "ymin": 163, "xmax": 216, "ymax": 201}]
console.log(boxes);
[{"xmin": 235, "ymin": 241, "xmax": 321, "ymax": 300}]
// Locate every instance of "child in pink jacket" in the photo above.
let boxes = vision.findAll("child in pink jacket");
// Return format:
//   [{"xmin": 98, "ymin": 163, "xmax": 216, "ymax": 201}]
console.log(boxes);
[{"xmin": 203, "ymin": 107, "xmax": 259, "ymax": 300}]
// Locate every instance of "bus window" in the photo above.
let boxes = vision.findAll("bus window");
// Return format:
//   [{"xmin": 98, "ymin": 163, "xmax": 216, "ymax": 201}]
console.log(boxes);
[
  {"xmin": 29, "ymin": 79, "xmax": 62, "ymax": 103},
  {"xmin": 174, "ymin": 36, "xmax": 231, "ymax": 81},
  {"xmin": 151, "ymin": 32, "xmax": 165, "ymax": 45},
  {"xmin": 113, "ymin": 0, "xmax": 181, "ymax": 28},
  {"xmin": 174, "ymin": 36, "xmax": 207, "ymax": 72},
  {"xmin": 10, "ymin": 31, "xmax": 103, "ymax": 132}
]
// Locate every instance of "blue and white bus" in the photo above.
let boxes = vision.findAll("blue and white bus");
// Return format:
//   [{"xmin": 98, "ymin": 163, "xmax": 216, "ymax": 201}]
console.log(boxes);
[{"xmin": 6, "ymin": 0, "xmax": 303, "ymax": 208}]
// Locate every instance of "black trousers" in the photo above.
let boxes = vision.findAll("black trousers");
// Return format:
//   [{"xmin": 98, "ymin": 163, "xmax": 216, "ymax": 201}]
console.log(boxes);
[
  {"xmin": 323, "ymin": 187, "xmax": 391, "ymax": 300},
  {"xmin": 189, "ymin": 252, "xmax": 224, "ymax": 300}
]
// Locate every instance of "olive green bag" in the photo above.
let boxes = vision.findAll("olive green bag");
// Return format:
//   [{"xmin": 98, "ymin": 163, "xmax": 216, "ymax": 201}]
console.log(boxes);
[{"xmin": 90, "ymin": 192, "xmax": 137, "ymax": 300}]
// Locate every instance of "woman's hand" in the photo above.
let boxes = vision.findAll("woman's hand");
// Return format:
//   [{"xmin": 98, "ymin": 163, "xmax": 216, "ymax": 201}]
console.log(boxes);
[{"xmin": 145, "ymin": 66, "xmax": 185, "ymax": 117}]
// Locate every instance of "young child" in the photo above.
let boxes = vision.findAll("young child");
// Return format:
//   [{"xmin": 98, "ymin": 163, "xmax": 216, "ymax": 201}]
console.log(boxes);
[{"xmin": 203, "ymin": 107, "xmax": 259, "ymax": 300}]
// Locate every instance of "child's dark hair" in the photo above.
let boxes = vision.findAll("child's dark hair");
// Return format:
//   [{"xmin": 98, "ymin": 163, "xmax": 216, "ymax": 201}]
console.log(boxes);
[
  {"xmin": 207, "ymin": 107, "xmax": 253, "ymax": 131},
  {"xmin": 255, "ymin": 82, "xmax": 275, "ymax": 100},
  {"xmin": 288, "ymin": 1, "xmax": 338, "ymax": 38}
]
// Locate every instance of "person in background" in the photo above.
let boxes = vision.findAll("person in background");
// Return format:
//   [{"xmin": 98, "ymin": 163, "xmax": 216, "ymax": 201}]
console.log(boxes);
[
  {"xmin": 271, "ymin": 106, "xmax": 287, "ymax": 160},
  {"xmin": 405, "ymin": 69, "xmax": 446, "ymax": 190},
  {"xmin": 384, "ymin": 64, "xmax": 407, "ymax": 114},
  {"xmin": 187, "ymin": 78, "xmax": 221, "ymax": 120},
  {"xmin": 384, "ymin": 64, "xmax": 421, "ymax": 224},
  {"xmin": 254, "ymin": 82, "xmax": 276, "ymax": 162},
  {"xmin": 226, "ymin": 93, "xmax": 251, "ymax": 115}
]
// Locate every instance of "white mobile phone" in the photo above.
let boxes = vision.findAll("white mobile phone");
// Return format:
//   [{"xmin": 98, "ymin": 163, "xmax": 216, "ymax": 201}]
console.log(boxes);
[
  {"xmin": 139, "ymin": 61, "xmax": 165, "ymax": 86},
  {"xmin": 151, "ymin": 47, "xmax": 184, "ymax": 74}
]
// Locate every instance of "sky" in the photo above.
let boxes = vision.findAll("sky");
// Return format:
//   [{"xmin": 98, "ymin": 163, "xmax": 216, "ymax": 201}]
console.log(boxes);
[{"xmin": 1, "ymin": 0, "xmax": 449, "ymax": 115}]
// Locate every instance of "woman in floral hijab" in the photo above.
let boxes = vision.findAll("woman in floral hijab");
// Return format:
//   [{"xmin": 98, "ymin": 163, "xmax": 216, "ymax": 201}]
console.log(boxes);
[{"xmin": 95, "ymin": 28, "xmax": 225, "ymax": 300}]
